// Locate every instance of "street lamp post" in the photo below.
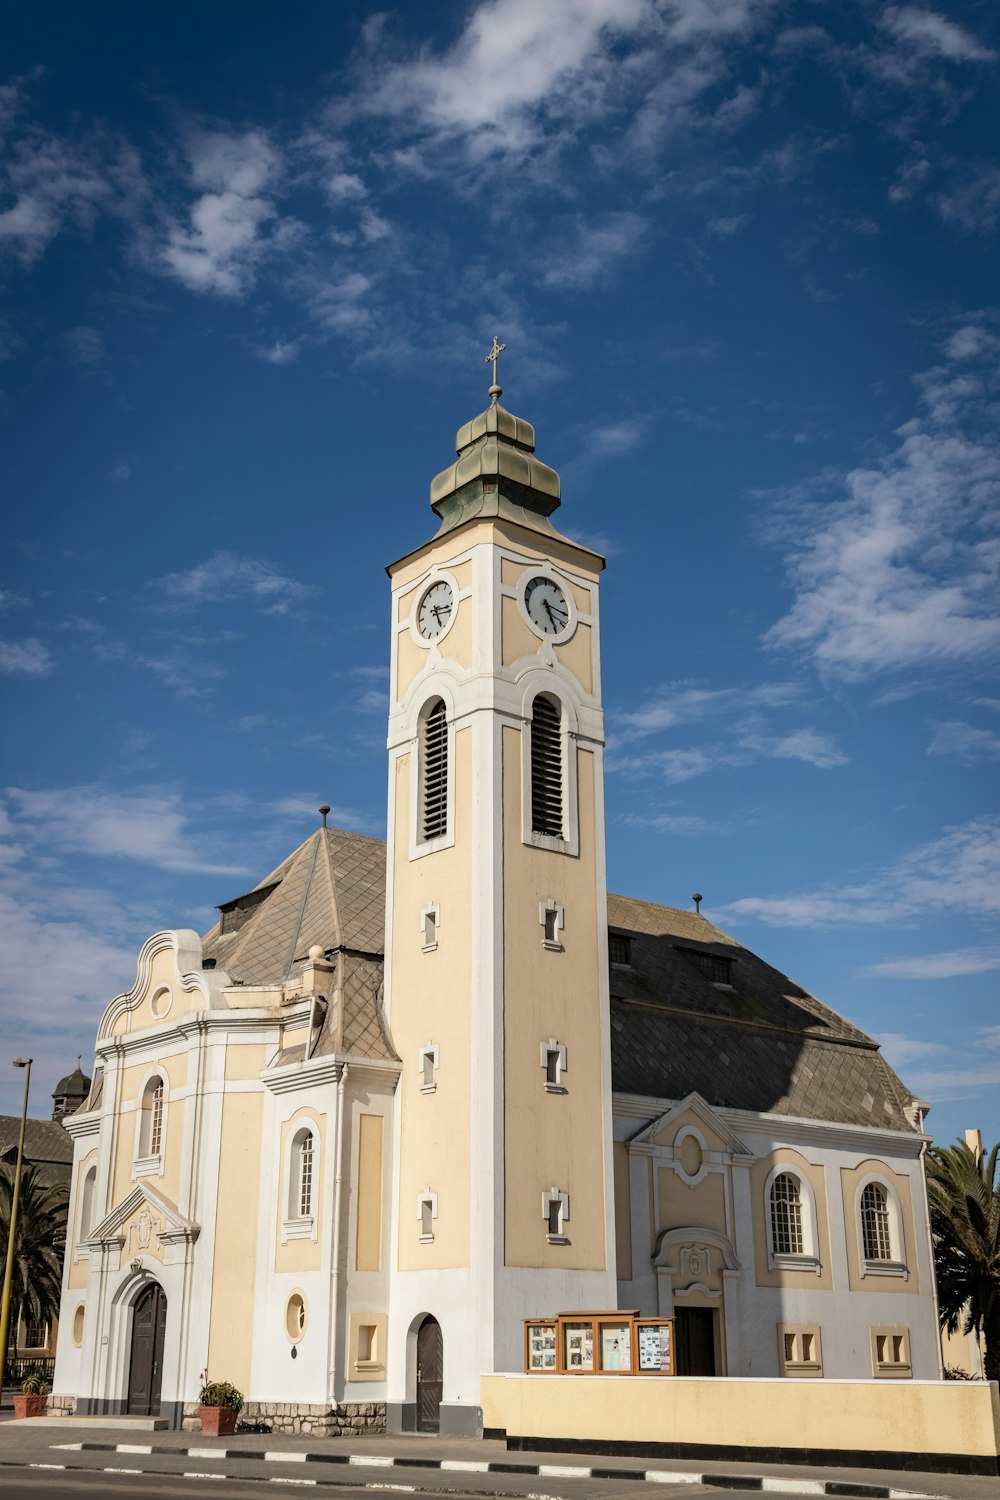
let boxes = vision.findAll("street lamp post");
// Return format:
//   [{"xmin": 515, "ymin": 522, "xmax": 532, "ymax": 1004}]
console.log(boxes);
[{"xmin": 0, "ymin": 1057, "xmax": 33, "ymax": 1405}]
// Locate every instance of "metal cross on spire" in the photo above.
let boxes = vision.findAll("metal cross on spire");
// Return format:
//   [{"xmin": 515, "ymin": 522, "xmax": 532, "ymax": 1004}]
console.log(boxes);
[{"xmin": 485, "ymin": 336, "xmax": 506, "ymax": 403}]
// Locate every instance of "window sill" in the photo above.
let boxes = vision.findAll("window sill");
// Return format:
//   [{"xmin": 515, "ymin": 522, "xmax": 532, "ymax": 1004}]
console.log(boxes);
[
  {"xmin": 542, "ymin": 939, "xmax": 564, "ymax": 952},
  {"xmin": 282, "ymin": 1216, "xmax": 315, "ymax": 1242},
  {"xmin": 418, "ymin": 1233, "xmax": 434, "ymax": 1244},
  {"xmin": 544, "ymin": 1082, "xmax": 567, "ymax": 1095},
  {"xmin": 780, "ymin": 1363, "xmax": 824, "ymax": 1379},
  {"xmin": 769, "ymin": 1253, "xmax": 821, "ymax": 1275},
  {"xmin": 420, "ymin": 1083, "xmax": 437, "ymax": 1094},
  {"xmin": 873, "ymin": 1364, "xmax": 912, "ymax": 1379},
  {"xmin": 421, "ymin": 941, "xmax": 438, "ymax": 954},
  {"xmin": 133, "ymin": 1155, "xmax": 162, "ymax": 1179},
  {"xmin": 863, "ymin": 1259, "xmax": 908, "ymax": 1279},
  {"xmin": 526, "ymin": 831, "xmax": 573, "ymax": 855},
  {"xmin": 546, "ymin": 1233, "xmax": 570, "ymax": 1245},
  {"xmin": 354, "ymin": 1360, "xmax": 384, "ymax": 1372}
]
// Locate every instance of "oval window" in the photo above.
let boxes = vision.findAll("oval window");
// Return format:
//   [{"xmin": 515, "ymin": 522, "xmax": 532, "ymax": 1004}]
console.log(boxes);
[
  {"xmin": 150, "ymin": 986, "xmax": 172, "ymax": 1020},
  {"xmin": 285, "ymin": 1292, "xmax": 306, "ymax": 1342},
  {"xmin": 72, "ymin": 1305, "xmax": 85, "ymax": 1346}
]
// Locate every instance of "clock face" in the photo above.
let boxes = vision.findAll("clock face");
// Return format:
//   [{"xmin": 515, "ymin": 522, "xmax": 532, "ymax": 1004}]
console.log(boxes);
[
  {"xmin": 416, "ymin": 580, "xmax": 455, "ymax": 640},
  {"xmin": 524, "ymin": 575, "xmax": 569, "ymax": 636}
]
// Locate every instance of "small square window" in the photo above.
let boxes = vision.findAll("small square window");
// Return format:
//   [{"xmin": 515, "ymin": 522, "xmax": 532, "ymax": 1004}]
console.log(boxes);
[
  {"xmin": 543, "ymin": 1187, "xmax": 569, "ymax": 1244},
  {"xmin": 609, "ymin": 933, "xmax": 631, "ymax": 966},
  {"xmin": 358, "ymin": 1323, "xmax": 376, "ymax": 1362},
  {"xmin": 870, "ymin": 1325, "xmax": 911, "ymax": 1378},
  {"xmin": 420, "ymin": 904, "xmax": 440, "ymax": 953},
  {"xmin": 539, "ymin": 900, "xmax": 564, "ymax": 951},
  {"xmin": 417, "ymin": 1188, "xmax": 437, "ymax": 1243},
  {"xmin": 777, "ymin": 1323, "xmax": 822, "ymax": 1378},
  {"xmin": 418, "ymin": 1043, "xmax": 439, "ymax": 1093},
  {"xmin": 540, "ymin": 1039, "xmax": 567, "ymax": 1093}
]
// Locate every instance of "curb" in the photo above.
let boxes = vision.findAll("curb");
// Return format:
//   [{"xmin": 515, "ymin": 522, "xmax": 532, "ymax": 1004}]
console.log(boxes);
[{"xmin": 36, "ymin": 1442, "xmax": 943, "ymax": 1499}]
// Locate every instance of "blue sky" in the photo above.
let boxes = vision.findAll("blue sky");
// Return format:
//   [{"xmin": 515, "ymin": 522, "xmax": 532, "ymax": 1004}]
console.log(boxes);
[{"xmin": 1, "ymin": 1, "xmax": 998, "ymax": 1147}]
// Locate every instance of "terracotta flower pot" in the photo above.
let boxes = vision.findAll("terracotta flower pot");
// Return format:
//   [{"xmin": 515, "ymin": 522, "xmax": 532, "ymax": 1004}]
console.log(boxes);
[
  {"xmin": 14, "ymin": 1395, "xmax": 48, "ymax": 1419},
  {"xmin": 199, "ymin": 1404, "xmax": 239, "ymax": 1436}
]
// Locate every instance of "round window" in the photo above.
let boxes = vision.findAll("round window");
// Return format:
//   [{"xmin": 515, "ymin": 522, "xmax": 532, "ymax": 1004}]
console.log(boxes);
[
  {"xmin": 150, "ymin": 986, "xmax": 172, "ymax": 1020},
  {"xmin": 72, "ymin": 1305, "xmax": 85, "ymax": 1346},
  {"xmin": 285, "ymin": 1292, "xmax": 306, "ymax": 1342}
]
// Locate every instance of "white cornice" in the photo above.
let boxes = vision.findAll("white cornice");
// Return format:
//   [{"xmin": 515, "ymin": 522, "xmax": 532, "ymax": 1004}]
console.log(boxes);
[
  {"xmin": 261, "ymin": 1053, "xmax": 401, "ymax": 1095},
  {"xmin": 62, "ymin": 1112, "xmax": 100, "ymax": 1140}
]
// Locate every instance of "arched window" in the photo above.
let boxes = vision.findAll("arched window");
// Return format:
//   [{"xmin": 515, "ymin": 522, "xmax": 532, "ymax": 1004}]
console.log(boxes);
[
  {"xmin": 80, "ymin": 1165, "xmax": 97, "ymax": 1240},
  {"xmin": 770, "ymin": 1172, "xmax": 804, "ymax": 1255},
  {"xmin": 289, "ymin": 1128, "xmax": 315, "ymax": 1221},
  {"xmin": 420, "ymin": 698, "xmax": 449, "ymax": 842},
  {"xmin": 861, "ymin": 1181, "xmax": 892, "ymax": 1261},
  {"xmin": 138, "ymin": 1076, "xmax": 165, "ymax": 1161},
  {"xmin": 531, "ymin": 695, "xmax": 563, "ymax": 838}
]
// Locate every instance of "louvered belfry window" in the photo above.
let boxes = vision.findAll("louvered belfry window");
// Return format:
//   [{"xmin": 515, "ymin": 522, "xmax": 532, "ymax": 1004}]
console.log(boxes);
[
  {"xmin": 531, "ymin": 695, "xmax": 563, "ymax": 838},
  {"xmin": 421, "ymin": 698, "xmax": 449, "ymax": 841}
]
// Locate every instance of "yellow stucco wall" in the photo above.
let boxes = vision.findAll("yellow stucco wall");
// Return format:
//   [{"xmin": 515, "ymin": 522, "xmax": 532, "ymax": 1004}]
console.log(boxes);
[
  {"xmin": 208, "ymin": 1092, "xmax": 263, "ymax": 1392},
  {"xmin": 355, "ymin": 1113, "xmax": 383, "ymax": 1273},
  {"xmin": 481, "ymin": 1373, "xmax": 1000, "ymax": 1460},
  {"xmin": 111, "ymin": 1053, "xmax": 188, "ymax": 1206},
  {"xmin": 274, "ymin": 1107, "xmax": 325, "ymax": 1274},
  {"xmin": 393, "ymin": 730, "xmax": 473, "ymax": 1271},
  {"xmin": 503, "ymin": 732, "xmax": 607, "ymax": 1270}
]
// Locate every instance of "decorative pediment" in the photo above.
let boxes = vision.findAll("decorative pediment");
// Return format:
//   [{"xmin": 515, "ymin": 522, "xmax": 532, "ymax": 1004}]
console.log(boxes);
[
  {"xmin": 97, "ymin": 929, "xmax": 231, "ymax": 1041},
  {"xmin": 653, "ymin": 1225, "xmax": 741, "ymax": 1276},
  {"xmin": 86, "ymin": 1182, "xmax": 199, "ymax": 1251},
  {"xmin": 629, "ymin": 1092, "xmax": 753, "ymax": 1160}
]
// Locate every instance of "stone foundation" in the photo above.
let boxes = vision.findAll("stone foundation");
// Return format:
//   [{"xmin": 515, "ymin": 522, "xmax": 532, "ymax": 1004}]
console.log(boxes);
[
  {"xmin": 181, "ymin": 1401, "xmax": 386, "ymax": 1437},
  {"xmin": 47, "ymin": 1395, "xmax": 77, "ymax": 1417}
]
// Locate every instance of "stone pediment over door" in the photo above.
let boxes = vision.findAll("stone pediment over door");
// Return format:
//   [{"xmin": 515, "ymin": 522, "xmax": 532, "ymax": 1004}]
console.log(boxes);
[{"xmin": 86, "ymin": 1182, "xmax": 200, "ymax": 1268}]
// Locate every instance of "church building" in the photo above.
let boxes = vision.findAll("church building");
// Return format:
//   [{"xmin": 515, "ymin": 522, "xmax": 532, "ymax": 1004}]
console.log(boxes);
[{"xmin": 52, "ymin": 357, "xmax": 942, "ymax": 1434}]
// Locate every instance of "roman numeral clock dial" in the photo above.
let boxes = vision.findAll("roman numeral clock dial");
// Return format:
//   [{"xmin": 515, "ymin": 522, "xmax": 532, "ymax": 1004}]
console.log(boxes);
[
  {"xmin": 524, "ymin": 575, "xmax": 569, "ymax": 636},
  {"xmin": 416, "ymin": 580, "xmax": 454, "ymax": 640}
]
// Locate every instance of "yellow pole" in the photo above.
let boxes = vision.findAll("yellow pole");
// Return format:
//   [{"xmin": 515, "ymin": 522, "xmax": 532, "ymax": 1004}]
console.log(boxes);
[{"xmin": 0, "ymin": 1057, "xmax": 33, "ymax": 1405}]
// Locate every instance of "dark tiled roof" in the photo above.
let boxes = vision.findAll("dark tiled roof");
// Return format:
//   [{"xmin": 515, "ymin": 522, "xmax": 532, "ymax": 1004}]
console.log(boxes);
[
  {"xmin": 606, "ymin": 893, "xmax": 919, "ymax": 1133},
  {"xmin": 0, "ymin": 1116, "xmax": 74, "ymax": 1187}
]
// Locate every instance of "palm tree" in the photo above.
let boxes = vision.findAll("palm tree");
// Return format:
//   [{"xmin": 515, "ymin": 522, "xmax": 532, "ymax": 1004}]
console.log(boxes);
[
  {"xmin": 926, "ymin": 1139, "xmax": 1000, "ymax": 1381},
  {"xmin": 0, "ymin": 1166, "xmax": 67, "ymax": 1355}
]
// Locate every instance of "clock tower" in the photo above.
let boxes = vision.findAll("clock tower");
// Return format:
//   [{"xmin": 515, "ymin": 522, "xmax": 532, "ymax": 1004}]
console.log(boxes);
[{"xmin": 384, "ymin": 348, "xmax": 616, "ymax": 1434}]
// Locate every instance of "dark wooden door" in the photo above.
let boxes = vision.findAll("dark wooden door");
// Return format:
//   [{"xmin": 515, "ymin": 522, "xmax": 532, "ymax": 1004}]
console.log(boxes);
[
  {"xmin": 127, "ymin": 1284, "xmax": 167, "ymax": 1415},
  {"xmin": 416, "ymin": 1315, "xmax": 443, "ymax": 1432},
  {"xmin": 675, "ymin": 1307, "xmax": 716, "ymax": 1376}
]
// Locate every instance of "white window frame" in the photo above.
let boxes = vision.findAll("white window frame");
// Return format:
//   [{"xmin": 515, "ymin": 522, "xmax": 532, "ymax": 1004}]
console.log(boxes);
[
  {"xmin": 412, "ymin": 695, "xmax": 456, "ymax": 858},
  {"xmin": 521, "ymin": 689, "xmax": 580, "ymax": 858},
  {"xmin": 539, "ymin": 899, "xmax": 564, "ymax": 951},
  {"xmin": 763, "ymin": 1163, "xmax": 821, "ymax": 1273},
  {"xmin": 543, "ymin": 1186, "xmax": 570, "ymax": 1244},
  {"xmin": 856, "ymin": 1173, "xmax": 908, "ymax": 1279},
  {"xmin": 418, "ymin": 1042, "xmax": 440, "ymax": 1094},
  {"xmin": 420, "ymin": 902, "xmax": 440, "ymax": 953},
  {"xmin": 417, "ymin": 1187, "xmax": 438, "ymax": 1243},
  {"xmin": 540, "ymin": 1038, "xmax": 568, "ymax": 1094},
  {"xmin": 283, "ymin": 1124, "xmax": 318, "ymax": 1242},
  {"xmin": 133, "ymin": 1071, "xmax": 168, "ymax": 1179}
]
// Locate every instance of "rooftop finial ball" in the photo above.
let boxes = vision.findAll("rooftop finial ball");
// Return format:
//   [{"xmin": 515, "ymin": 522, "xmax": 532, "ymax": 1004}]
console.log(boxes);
[{"xmin": 308, "ymin": 945, "xmax": 325, "ymax": 963}]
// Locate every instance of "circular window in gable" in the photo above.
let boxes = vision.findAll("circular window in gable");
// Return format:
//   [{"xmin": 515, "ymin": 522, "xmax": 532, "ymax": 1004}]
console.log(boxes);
[{"xmin": 150, "ymin": 986, "xmax": 172, "ymax": 1020}]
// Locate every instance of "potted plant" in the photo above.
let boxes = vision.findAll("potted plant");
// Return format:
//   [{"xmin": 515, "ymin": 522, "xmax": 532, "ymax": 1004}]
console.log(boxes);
[
  {"xmin": 14, "ymin": 1373, "xmax": 50, "ymax": 1419},
  {"xmin": 197, "ymin": 1372, "xmax": 244, "ymax": 1436}
]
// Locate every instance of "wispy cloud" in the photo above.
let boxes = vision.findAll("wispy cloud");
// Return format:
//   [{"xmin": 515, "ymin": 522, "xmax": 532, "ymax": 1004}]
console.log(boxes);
[
  {"xmin": 927, "ymin": 720, "xmax": 1000, "ymax": 763},
  {"xmin": 718, "ymin": 815, "xmax": 1000, "ymax": 928},
  {"xmin": 5, "ymin": 785, "xmax": 248, "ymax": 875},
  {"xmin": 616, "ymin": 681, "xmax": 802, "ymax": 742},
  {"xmin": 879, "ymin": 8, "xmax": 995, "ymax": 65},
  {"xmin": 763, "ymin": 326, "xmax": 1000, "ymax": 679},
  {"xmin": 155, "ymin": 551, "xmax": 320, "ymax": 614},
  {"xmin": 869, "ymin": 947, "xmax": 1000, "ymax": 979},
  {"xmin": 0, "ymin": 637, "xmax": 52, "ymax": 675},
  {"xmin": 542, "ymin": 213, "xmax": 648, "ymax": 290},
  {"xmin": 874, "ymin": 1032, "xmax": 948, "ymax": 1069}
]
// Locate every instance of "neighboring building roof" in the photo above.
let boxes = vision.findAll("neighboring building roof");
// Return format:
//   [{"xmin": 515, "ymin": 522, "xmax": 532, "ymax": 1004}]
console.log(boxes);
[
  {"xmin": 53, "ymin": 1064, "xmax": 90, "ymax": 1098},
  {"xmin": 201, "ymin": 824, "xmax": 395, "ymax": 1064},
  {"xmin": 0, "ymin": 1115, "xmax": 74, "ymax": 1188},
  {"xmin": 606, "ymin": 893, "xmax": 920, "ymax": 1134}
]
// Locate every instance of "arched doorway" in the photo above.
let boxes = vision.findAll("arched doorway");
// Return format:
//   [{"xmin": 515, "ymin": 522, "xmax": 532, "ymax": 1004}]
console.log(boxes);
[
  {"xmin": 416, "ymin": 1315, "xmax": 443, "ymax": 1432},
  {"xmin": 127, "ymin": 1283, "xmax": 167, "ymax": 1416}
]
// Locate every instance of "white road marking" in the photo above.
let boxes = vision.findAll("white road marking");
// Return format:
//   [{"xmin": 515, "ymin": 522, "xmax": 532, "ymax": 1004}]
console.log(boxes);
[
  {"xmin": 184, "ymin": 1473, "xmax": 227, "ymax": 1480},
  {"xmin": 270, "ymin": 1481, "xmax": 317, "ymax": 1488},
  {"xmin": 645, "ymin": 1472, "xmax": 702, "ymax": 1484},
  {"xmin": 266, "ymin": 1451, "xmax": 309, "ymax": 1463},
  {"xmin": 103, "ymin": 1467, "xmax": 143, "ymax": 1474},
  {"xmin": 761, "ymin": 1481, "xmax": 824, "ymax": 1494},
  {"xmin": 117, "ymin": 1444, "xmax": 153, "ymax": 1454},
  {"xmin": 189, "ymin": 1447, "xmax": 226, "ymax": 1459},
  {"xmin": 30, "ymin": 1463, "xmax": 66, "ymax": 1469},
  {"xmin": 350, "ymin": 1455, "xmax": 395, "ymax": 1466},
  {"xmin": 50, "ymin": 1443, "xmax": 83, "ymax": 1450},
  {"xmin": 539, "ymin": 1464, "xmax": 591, "ymax": 1478},
  {"xmin": 441, "ymin": 1460, "xmax": 490, "ymax": 1472}
]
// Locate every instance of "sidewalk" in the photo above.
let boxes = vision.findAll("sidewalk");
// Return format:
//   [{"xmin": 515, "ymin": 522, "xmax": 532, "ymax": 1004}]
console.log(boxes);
[{"xmin": 0, "ymin": 1422, "xmax": 995, "ymax": 1500}]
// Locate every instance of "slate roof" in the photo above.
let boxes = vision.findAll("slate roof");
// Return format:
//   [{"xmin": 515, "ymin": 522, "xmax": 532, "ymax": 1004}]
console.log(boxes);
[
  {"xmin": 200, "ymin": 829, "xmax": 919, "ymax": 1128},
  {"xmin": 201, "ymin": 825, "xmax": 394, "ymax": 1063},
  {"xmin": 607, "ymin": 893, "xmax": 920, "ymax": 1133},
  {"xmin": 0, "ymin": 1116, "xmax": 74, "ymax": 1188}
]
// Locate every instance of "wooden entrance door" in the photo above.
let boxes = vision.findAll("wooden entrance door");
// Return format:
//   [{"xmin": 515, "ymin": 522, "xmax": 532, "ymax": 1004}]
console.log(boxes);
[
  {"xmin": 674, "ymin": 1307, "xmax": 716, "ymax": 1376},
  {"xmin": 127, "ymin": 1283, "xmax": 167, "ymax": 1415},
  {"xmin": 416, "ymin": 1315, "xmax": 443, "ymax": 1432}
]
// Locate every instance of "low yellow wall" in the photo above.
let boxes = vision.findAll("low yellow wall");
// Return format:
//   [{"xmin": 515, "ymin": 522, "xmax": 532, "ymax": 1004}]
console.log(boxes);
[{"xmin": 481, "ymin": 1374, "xmax": 1000, "ymax": 1464}]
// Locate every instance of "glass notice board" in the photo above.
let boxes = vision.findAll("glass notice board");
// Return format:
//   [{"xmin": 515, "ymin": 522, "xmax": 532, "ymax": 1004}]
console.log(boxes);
[
  {"xmin": 636, "ymin": 1319, "xmax": 674, "ymax": 1374},
  {"xmin": 523, "ymin": 1312, "xmax": 673, "ymax": 1375}
]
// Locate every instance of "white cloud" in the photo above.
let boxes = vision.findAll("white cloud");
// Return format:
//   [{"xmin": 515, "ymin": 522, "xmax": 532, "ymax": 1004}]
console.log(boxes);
[
  {"xmin": 874, "ymin": 1032, "xmax": 948, "ymax": 1068},
  {"xmin": 0, "ymin": 637, "xmax": 52, "ymax": 675},
  {"xmin": 156, "ymin": 551, "xmax": 319, "ymax": 614},
  {"xmin": 880, "ymin": 9, "xmax": 995, "ymax": 64},
  {"xmin": 65, "ymin": 324, "xmax": 106, "ymax": 367},
  {"xmin": 927, "ymin": 721, "xmax": 1000, "ymax": 763},
  {"xmin": 901, "ymin": 1059, "xmax": 1000, "ymax": 1106},
  {"xmin": 0, "ymin": 590, "xmax": 29, "ymax": 612},
  {"xmin": 5, "ymin": 785, "xmax": 248, "ymax": 875},
  {"xmin": 542, "ymin": 213, "xmax": 648, "ymax": 290},
  {"xmin": 743, "ymin": 728, "xmax": 848, "ymax": 769},
  {"xmin": 764, "ymin": 330, "xmax": 1000, "ymax": 678},
  {"xmin": 160, "ymin": 129, "xmax": 284, "ymax": 297},
  {"xmin": 718, "ymin": 814, "xmax": 1000, "ymax": 928},
  {"xmin": 869, "ymin": 948, "xmax": 1000, "ymax": 979},
  {"xmin": 623, "ymin": 809, "xmax": 732, "ymax": 836},
  {"xmin": 109, "ymin": 461, "xmax": 132, "ymax": 481},
  {"xmin": 267, "ymin": 795, "xmax": 379, "ymax": 834},
  {"xmin": 617, "ymin": 680, "xmax": 801, "ymax": 741},
  {"xmin": 257, "ymin": 338, "xmax": 301, "ymax": 366},
  {"xmin": 589, "ymin": 419, "xmax": 646, "ymax": 456}
]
